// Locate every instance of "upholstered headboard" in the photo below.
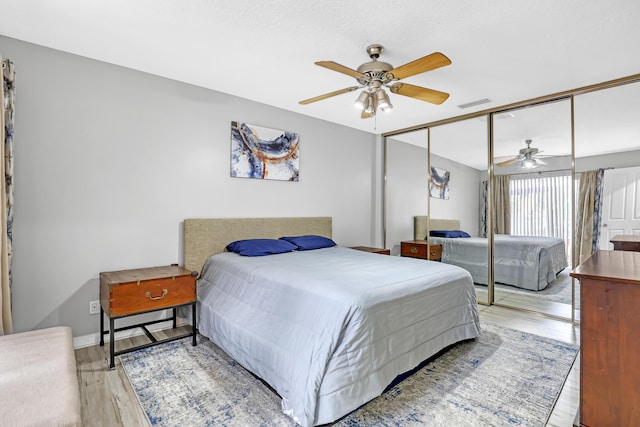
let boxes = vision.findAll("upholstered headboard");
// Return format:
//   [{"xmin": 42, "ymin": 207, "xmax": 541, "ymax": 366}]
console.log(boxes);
[
  {"xmin": 413, "ymin": 216, "xmax": 461, "ymax": 240},
  {"xmin": 183, "ymin": 217, "xmax": 332, "ymax": 275}
]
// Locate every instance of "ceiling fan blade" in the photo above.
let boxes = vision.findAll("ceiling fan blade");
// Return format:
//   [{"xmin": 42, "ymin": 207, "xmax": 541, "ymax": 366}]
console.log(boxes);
[
  {"xmin": 496, "ymin": 157, "xmax": 521, "ymax": 167},
  {"xmin": 534, "ymin": 158, "xmax": 547, "ymax": 165},
  {"xmin": 389, "ymin": 83, "xmax": 450, "ymax": 105},
  {"xmin": 299, "ymin": 86, "xmax": 360, "ymax": 105},
  {"xmin": 315, "ymin": 61, "xmax": 366, "ymax": 79},
  {"xmin": 388, "ymin": 52, "xmax": 451, "ymax": 80},
  {"xmin": 361, "ymin": 110, "xmax": 374, "ymax": 119}
]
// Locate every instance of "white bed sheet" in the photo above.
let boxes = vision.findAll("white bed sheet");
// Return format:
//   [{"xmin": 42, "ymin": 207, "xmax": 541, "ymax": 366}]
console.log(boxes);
[
  {"xmin": 196, "ymin": 246, "xmax": 480, "ymax": 426},
  {"xmin": 430, "ymin": 235, "xmax": 568, "ymax": 291}
]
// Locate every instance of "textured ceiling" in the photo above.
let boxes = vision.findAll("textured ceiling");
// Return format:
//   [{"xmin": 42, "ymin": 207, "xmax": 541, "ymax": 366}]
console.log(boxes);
[{"xmin": 1, "ymin": 0, "xmax": 639, "ymax": 168}]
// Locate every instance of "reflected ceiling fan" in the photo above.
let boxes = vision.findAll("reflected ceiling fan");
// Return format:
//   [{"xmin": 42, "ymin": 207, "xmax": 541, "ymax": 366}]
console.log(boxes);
[
  {"xmin": 299, "ymin": 44, "xmax": 451, "ymax": 119},
  {"xmin": 496, "ymin": 139, "xmax": 547, "ymax": 169}
]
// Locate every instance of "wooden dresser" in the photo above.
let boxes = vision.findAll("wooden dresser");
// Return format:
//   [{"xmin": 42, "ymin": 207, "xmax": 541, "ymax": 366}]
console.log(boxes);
[
  {"xmin": 570, "ymin": 250, "xmax": 640, "ymax": 426},
  {"xmin": 400, "ymin": 240, "xmax": 442, "ymax": 261},
  {"xmin": 610, "ymin": 234, "xmax": 640, "ymax": 252}
]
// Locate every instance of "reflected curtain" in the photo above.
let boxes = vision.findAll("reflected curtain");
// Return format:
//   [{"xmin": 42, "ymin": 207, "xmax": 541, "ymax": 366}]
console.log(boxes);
[
  {"xmin": 480, "ymin": 177, "xmax": 511, "ymax": 236},
  {"xmin": 591, "ymin": 169, "xmax": 605, "ymax": 253},
  {"xmin": 493, "ymin": 175, "xmax": 511, "ymax": 234},
  {"xmin": 576, "ymin": 170, "xmax": 598, "ymax": 264},
  {"xmin": 510, "ymin": 173, "xmax": 572, "ymax": 261},
  {"xmin": 480, "ymin": 181, "xmax": 488, "ymax": 237},
  {"xmin": 1, "ymin": 58, "xmax": 15, "ymax": 335}
]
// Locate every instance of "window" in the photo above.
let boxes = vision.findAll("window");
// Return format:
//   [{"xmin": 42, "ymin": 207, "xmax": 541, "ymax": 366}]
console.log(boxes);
[{"xmin": 510, "ymin": 173, "xmax": 573, "ymax": 260}]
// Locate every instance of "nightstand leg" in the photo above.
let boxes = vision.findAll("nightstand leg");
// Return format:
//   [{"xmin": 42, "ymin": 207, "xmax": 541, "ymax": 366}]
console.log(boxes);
[
  {"xmin": 99, "ymin": 307, "xmax": 104, "ymax": 346},
  {"xmin": 172, "ymin": 307, "xmax": 177, "ymax": 329},
  {"xmin": 192, "ymin": 302, "xmax": 197, "ymax": 346},
  {"xmin": 109, "ymin": 317, "xmax": 115, "ymax": 370}
]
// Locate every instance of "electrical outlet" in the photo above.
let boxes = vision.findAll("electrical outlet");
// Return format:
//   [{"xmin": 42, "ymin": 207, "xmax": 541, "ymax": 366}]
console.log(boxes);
[{"xmin": 89, "ymin": 300, "xmax": 100, "ymax": 315}]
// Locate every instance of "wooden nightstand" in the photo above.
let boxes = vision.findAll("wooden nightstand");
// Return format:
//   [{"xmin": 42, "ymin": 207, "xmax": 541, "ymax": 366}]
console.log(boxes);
[
  {"xmin": 350, "ymin": 246, "xmax": 391, "ymax": 255},
  {"xmin": 99, "ymin": 264, "xmax": 198, "ymax": 369},
  {"xmin": 400, "ymin": 240, "xmax": 442, "ymax": 261}
]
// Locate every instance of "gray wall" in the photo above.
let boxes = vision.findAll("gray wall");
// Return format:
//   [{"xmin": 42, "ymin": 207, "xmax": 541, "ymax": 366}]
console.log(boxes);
[
  {"xmin": 385, "ymin": 138, "xmax": 481, "ymax": 255},
  {"xmin": 576, "ymin": 150, "xmax": 640, "ymax": 171},
  {"xmin": 1, "ymin": 36, "xmax": 381, "ymax": 337},
  {"xmin": 428, "ymin": 153, "xmax": 484, "ymax": 237},
  {"xmin": 385, "ymin": 139, "xmax": 428, "ymax": 254}
]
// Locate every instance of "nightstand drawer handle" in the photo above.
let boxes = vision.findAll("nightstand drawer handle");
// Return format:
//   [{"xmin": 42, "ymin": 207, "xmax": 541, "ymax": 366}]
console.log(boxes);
[
  {"xmin": 410, "ymin": 247, "xmax": 418, "ymax": 254},
  {"xmin": 145, "ymin": 289, "xmax": 168, "ymax": 300},
  {"xmin": 430, "ymin": 249, "xmax": 437, "ymax": 255}
]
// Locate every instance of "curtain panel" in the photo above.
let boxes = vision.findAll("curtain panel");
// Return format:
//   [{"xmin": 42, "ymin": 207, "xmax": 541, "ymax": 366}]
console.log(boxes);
[
  {"xmin": 575, "ymin": 170, "xmax": 598, "ymax": 265},
  {"xmin": 575, "ymin": 169, "xmax": 604, "ymax": 264},
  {"xmin": 1, "ymin": 58, "xmax": 15, "ymax": 335},
  {"xmin": 591, "ymin": 169, "xmax": 605, "ymax": 253},
  {"xmin": 493, "ymin": 175, "xmax": 511, "ymax": 234},
  {"xmin": 480, "ymin": 176, "xmax": 512, "ymax": 236}
]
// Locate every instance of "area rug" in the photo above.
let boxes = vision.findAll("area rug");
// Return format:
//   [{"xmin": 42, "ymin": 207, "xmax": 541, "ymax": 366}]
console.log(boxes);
[
  {"xmin": 120, "ymin": 323, "xmax": 578, "ymax": 427},
  {"xmin": 475, "ymin": 268, "xmax": 580, "ymax": 306}
]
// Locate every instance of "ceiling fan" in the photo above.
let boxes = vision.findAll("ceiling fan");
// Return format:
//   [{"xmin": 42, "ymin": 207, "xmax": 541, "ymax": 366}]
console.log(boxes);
[
  {"xmin": 299, "ymin": 44, "xmax": 451, "ymax": 119},
  {"xmin": 496, "ymin": 139, "xmax": 547, "ymax": 169}
]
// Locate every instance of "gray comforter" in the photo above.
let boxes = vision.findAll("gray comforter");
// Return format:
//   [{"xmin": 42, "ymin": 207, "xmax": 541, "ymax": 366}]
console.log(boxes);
[
  {"xmin": 196, "ymin": 246, "xmax": 480, "ymax": 426},
  {"xmin": 430, "ymin": 235, "xmax": 568, "ymax": 291}
]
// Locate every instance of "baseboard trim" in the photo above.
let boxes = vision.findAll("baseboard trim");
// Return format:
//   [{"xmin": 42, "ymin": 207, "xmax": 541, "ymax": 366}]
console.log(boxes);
[{"xmin": 73, "ymin": 318, "xmax": 190, "ymax": 349}]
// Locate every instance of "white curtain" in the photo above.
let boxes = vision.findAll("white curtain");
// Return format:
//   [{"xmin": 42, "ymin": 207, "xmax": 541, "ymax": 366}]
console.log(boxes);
[{"xmin": 510, "ymin": 173, "xmax": 572, "ymax": 260}]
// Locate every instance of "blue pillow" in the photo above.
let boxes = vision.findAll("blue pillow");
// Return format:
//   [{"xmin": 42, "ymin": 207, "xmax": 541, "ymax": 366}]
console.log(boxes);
[
  {"xmin": 430, "ymin": 230, "xmax": 471, "ymax": 238},
  {"xmin": 279, "ymin": 235, "xmax": 336, "ymax": 251},
  {"xmin": 226, "ymin": 239, "xmax": 297, "ymax": 256}
]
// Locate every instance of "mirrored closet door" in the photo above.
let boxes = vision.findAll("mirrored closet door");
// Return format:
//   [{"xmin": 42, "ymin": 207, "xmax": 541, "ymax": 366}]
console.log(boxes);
[
  {"xmin": 385, "ymin": 129, "xmax": 429, "ymax": 256},
  {"xmin": 430, "ymin": 117, "xmax": 489, "ymax": 305},
  {"xmin": 491, "ymin": 99, "xmax": 573, "ymax": 319},
  {"xmin": 574, "ymin": 80, "xmax": 640, "ymax": 320},
  {"xmin": 383, "ymin": 73, "xmax": 640, "ymax": 320}
]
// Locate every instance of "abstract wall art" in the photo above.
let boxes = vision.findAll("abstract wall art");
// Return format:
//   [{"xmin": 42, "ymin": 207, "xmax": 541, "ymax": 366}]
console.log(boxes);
[
  {"xmin": 230, "ymin": 121, "xmax": 299, "ymax": 181},
  {"xmin": 430, "ymin": 166, "xmax": 450, "ymax": 199}
]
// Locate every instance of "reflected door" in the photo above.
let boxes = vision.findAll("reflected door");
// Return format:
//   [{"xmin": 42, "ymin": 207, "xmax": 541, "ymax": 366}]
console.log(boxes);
[{"xmin": 598, "ymin": 166, "xmax": 640, "ymax": 248}]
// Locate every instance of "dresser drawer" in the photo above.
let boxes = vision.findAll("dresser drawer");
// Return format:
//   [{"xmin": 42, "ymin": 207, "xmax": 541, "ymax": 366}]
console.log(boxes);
[{"xmin": 101, "ymin": 266, "xmax": 196, "ymax": 317}]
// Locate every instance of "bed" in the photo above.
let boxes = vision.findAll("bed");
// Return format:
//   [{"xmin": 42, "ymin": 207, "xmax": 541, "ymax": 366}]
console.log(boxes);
[
  {"xmin": 414, "ymin": 216, "xmax": 568, "ymax": 291},
  {"xmin": 184, "ymin": 217, "xmax": 480, "ymax": 427}
]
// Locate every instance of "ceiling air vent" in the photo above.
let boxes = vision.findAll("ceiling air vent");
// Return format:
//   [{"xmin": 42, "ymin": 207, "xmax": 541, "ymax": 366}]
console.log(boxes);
[{"xmin": 457, "ymin": 98, "xmax": 492, "ymax": 109}]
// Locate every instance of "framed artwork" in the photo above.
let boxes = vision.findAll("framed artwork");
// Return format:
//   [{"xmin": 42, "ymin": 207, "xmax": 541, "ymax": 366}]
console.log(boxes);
[
  {"xmin": 430, "ymin": 166, "xmax": 450, "ymax": 199},
  {"xmin": 230, "ymin": 121, "xmax": 299, "ymax": 181}
]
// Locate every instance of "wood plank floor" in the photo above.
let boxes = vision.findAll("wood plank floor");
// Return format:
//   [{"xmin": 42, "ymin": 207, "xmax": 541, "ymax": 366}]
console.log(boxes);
[{"xmin": 76, "ymin": 306, "xmax": 580, "ymax": 426}]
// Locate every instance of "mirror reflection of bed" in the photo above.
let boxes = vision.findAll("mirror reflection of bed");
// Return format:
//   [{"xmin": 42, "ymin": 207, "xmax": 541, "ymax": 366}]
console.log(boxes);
[
  {"xmin": 414, "ymin": 216, "xmax": 573, "ymax": 317},
  {"xmin": 491, "ymin": 99, "xmax": 574, "ymax": 318}
]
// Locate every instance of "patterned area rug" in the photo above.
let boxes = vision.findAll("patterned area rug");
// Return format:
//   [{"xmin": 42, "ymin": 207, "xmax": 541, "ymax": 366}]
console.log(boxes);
[{"xmin": 120, "ymin": 323, "xmax": 578, "ymax": 427}]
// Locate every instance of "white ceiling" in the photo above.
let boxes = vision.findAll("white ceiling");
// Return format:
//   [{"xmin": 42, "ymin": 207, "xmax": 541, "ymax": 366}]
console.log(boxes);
[{"xmin": 1, "ymin": 0, "xmax": 639, "ymax": 169}]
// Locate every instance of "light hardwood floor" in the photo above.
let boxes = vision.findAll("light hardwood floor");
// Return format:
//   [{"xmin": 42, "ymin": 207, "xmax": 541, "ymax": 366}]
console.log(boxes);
[{"xmin": 76, "ymin": 306, "xmax": 580, "ymax": 426}]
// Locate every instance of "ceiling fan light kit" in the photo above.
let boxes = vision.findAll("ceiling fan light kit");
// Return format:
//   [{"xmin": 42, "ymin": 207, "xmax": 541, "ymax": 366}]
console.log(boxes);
[
  {"xmin": 354, "ymin": 90, "xmax": 370, "ymax": 110},
  {"xmin": 497, "ymin": 139, "xmax": 548, "ymax": 169},
  {"xmin": 521, "ymin": 157, "xmax": 537, "ymax": 169},
  {"xmin": 300, "ymin": 44, "xmax": 451, "ymax": 119}
]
